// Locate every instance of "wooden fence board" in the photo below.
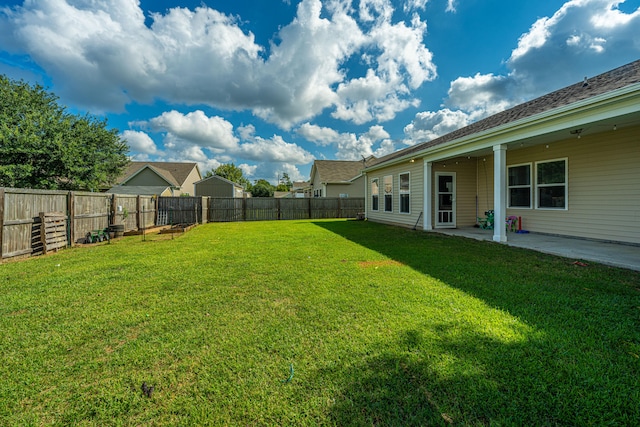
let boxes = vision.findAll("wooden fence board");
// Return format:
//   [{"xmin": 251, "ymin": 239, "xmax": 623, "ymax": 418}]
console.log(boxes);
[
  {"xmin": 158, "ymin": 197, "xmax": 202, "ymax": 225},
  {"xmin": 73, "ymin": 192, "xmax": 111, "ymax": 243},
  {"xmin": 245, "ymin": 198, "xmax": 278, "ymax": 221},
  {"xmin": 209, "ymin": 198, "xmax": 243, "ymax": 222}
]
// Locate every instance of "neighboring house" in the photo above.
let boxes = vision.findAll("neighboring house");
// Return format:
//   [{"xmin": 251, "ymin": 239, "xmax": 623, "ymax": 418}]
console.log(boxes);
[
  {"xmin": 292, "ymin": 181, "xmax": 311, "ymax": 198},
  {"xmin": 364, "ymin": 59, "xmax": 640, "ymax": 245},
  {"xmin": 194, "ymin": 175, "xmax": 246, "ymax": 198},
  {"xmin": 309, "ymin": 157, "xmax": 377, "ymax": 198},
  {"xmin": 108, "ymin": 162, "xmax": 201, "ymax": 196}
]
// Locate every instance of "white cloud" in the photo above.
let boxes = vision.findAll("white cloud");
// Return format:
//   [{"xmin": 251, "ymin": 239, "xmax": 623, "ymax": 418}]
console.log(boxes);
[
  {"xmin": 297, "ymin": 123, "xmax": 341, "ymax": 146},
  {"xmin": 146, "ymin": 110, "xmax": 239, "ymax": 150},
  {"xmin": 121, "ymin": 130, "xmax": 158, "ymax": 155},
  {"xmin": 238, "ymin": 124, "xmax": 256, "ymax": 141},
  {"xmin": 239, "ymin": 163, "xmax": 258, "ymax": 178},
  {"xmin": 590, "ymin": 1, "xmax": 640, "ymax": 28},
  {"xmin": 404, "ymin": 109, "xmax": 471, "ymax": 143},
  {"xmin": 128, "ymin": 110, "xmax": 314, "ymax": 171},
  {"xmin": 507, "ymin": 0, "xmax": 640, "ymax": 94},
  {"xmin": 297, "ymin": 123, "xmax": 394, "ymax": 160},
  {"xmin": 332, "ymin": 10, "xmax": 434, "ymax": 124},
  {"xmin": 404, "ymin": 0, "xmax": 428, "ymax": 13},
  {"xmin": 236, "ymin": 135, "xmax": 315, "ymax": 164},
  {"xmin": 0, "ymin": 0, "xmax": 436, "ymax": 128},
  {"xmin": 445, "ymin": 73, "xmax": 518, "ymax": 119}
]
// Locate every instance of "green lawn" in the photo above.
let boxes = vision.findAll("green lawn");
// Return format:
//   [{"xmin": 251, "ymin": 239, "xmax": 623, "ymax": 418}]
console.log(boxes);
[{"xmin": 1, "ymin": 220, "xmax": 639, "ymax": 426}]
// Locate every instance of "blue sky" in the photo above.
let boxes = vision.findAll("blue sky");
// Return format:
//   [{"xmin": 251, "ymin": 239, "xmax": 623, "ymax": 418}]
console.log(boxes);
[{"xmin": 1, "ymin": 0, "xmax": 639, "ymax": 184}]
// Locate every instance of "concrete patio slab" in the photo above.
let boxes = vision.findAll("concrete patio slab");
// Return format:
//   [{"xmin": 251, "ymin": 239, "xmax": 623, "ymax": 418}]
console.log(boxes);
[{"xmin": 432, "ymin": 227, "xmax": 640, "ymax": 272}]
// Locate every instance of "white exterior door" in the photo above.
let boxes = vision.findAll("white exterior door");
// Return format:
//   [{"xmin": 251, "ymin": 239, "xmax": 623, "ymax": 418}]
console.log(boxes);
[{"xmin": 436, "ymin": 172, "xmax": 456, "ymax": 228}]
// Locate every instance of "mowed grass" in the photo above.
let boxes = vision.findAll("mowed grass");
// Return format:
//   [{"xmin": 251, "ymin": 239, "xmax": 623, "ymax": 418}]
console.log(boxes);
[{"xmin": 1, "ymin": 219, "xmax": 639, "ymax": 426}]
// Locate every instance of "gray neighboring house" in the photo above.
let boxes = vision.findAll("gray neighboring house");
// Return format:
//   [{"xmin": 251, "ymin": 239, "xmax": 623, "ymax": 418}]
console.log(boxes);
[
  {"xmin": 108, "ymin": 162, "xmax": 202, "ymax": 196},
  {"xmin": 364, "ymin": 59, "xmax": 640, "ymax": 245},
  {"xmin": 194, "ymin": 175, "xmax": 246, "ymax": 198},
  {"xmin": 309, "ymin": 157, "xmax": 377, "ymax": 198}
]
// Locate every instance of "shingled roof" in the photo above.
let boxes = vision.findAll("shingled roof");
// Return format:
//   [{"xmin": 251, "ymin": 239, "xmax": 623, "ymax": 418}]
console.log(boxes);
[
  {"xmin": 119, "ymin": 162, "xmax": 200, "ymax": 187},
  {"xmin": 313, "ymin": 157, "xmax": 378, "ymax": 183},
  {"xmin": 374, "ymin": 59, "xmax": 640, "ymax": 166}
]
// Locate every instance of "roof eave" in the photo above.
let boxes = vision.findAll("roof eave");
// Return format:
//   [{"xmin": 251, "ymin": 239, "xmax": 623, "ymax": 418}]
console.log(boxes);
[{"xmin": 365, "ymin": 82, "xmax": 640, "ymax": 172}]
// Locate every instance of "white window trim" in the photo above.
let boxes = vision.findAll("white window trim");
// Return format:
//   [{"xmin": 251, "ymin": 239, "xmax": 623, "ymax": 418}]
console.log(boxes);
[
  {"xmin": 383, "ymin": 175, "xmax": 393, "ymax": 213},
  {"xmin": 507, "ymin": 162, "xmax": 532, "ymax": 209},
  {"xmin": 399, "ymin": 171, "xmax": 410, "ymax": 214},
  {"xmin": 535, "ymin": 158, "xmax": 568, "ymax": 210},
  {"xmin": 371, "ymin": 178, "xmax": 379, "ymax": 211}
]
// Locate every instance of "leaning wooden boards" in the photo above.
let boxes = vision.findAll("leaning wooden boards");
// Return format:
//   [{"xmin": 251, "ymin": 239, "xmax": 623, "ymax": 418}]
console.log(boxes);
[{"xmin": 40, "ymin": 212, "xmax": 67, "ymax": 254}]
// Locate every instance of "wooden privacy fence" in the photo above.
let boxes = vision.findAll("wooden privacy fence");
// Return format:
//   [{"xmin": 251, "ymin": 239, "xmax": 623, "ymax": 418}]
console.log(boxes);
[
  {"xmin": 0, "ymin": 188, "xmax": 160, "ymax": 260},
  {"xmin": 208, "ymin": 197, "xmax": 364, "ymax": 222},
  {"xmin": 0, "ymin": 187, "xmax": 363, "ymax": 260}
]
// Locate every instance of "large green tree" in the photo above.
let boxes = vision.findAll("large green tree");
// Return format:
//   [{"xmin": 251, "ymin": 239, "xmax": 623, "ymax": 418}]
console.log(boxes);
[
  {"xmin": 251, "ymin": 179, "xmax": 275, "ymax": 197},
  {"xmin": 276, "ymin": 172, "xmax": 292, "ymax": 191},
  {"xmin": 0, "ymin": 75, "xmax": 129, "ymax": 190}
]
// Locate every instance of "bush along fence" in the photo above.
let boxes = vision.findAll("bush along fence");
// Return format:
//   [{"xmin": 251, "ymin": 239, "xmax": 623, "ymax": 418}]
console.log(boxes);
[{"xmin": 0, "ymin": 187, "xmax": 364, "ymax": 260}]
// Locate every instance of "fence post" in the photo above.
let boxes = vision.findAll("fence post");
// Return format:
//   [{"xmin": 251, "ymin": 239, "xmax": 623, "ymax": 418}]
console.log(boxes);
[
  {"xmin": 0, "ymin": 188, "xmax": 4, "ymax": 258},
  {"xmin": 136, "ymin": 195, "xmax": 141, "ymax": 231},
  {"xmin": 337, "ymin": 197, "xmax": 342, "ymax": 218},
  {"xmin": 308, "ymin": 196, "xmax": 312, "ymax": 219},
  {"xmin": 201, "ymin": 197, "xmax": 207, "ymax": 224},
  {"xmin": 277, "ymin": 197, "xmax": 281, "ymax": 220},
  {"xmin": 242, "ymin": 197, "xmax": 247, "ymax": 221},
  {"xmin": 111, "ymin": 194, "xmax": 117, "ymax": 225},
  {"xmin": 153, "ymin": 195, "xmax": 159, "ymax": 226},
  {"xmin": 68, "ymin": 191, "xmax": 75, "ymax": 247}
]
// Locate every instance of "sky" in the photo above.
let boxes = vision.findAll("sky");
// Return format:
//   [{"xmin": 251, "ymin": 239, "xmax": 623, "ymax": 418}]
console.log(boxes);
[{"xmin": 1, "ymin": 0, "xmax": 639, "ymax": 184}]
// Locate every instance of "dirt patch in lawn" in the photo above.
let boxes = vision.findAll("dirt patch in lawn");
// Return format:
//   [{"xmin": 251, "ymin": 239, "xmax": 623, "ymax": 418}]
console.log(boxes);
[{"xmin": 358, "ymin": 260, "xmax": 403, "ymax": 268}]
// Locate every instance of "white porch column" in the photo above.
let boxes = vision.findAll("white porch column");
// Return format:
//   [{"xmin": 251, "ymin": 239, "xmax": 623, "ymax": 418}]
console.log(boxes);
[
  {"xmin": 423, "ymin": 160, "xmax": 433, "ymax": 230},
  {"xmin": 493, "ymin": 144, "xmax": 507, "ymax": 243}
]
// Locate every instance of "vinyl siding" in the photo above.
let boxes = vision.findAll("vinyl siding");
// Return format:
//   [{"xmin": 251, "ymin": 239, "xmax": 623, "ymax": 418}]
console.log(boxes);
[
  {"xmin": 181, "ymin": 168, "xmax": 202, "ymax": 196},
  {"xmin": 126, "ymin": 169, "xmax": 171, "ymax": 187},
  {"xmin": 505, "ymin": 126, "xmax": 640, "ymax": 244},
  {"xmin": 366, "ymin": 161, "xmax": 424, "ymax": 229},
  {"xmin": 325, "ymin": 176, "xmax": 366, "ymax": 198},
  {"xmin": 195, "ymin": 179, "xmax": 235, "ymax": 197}
]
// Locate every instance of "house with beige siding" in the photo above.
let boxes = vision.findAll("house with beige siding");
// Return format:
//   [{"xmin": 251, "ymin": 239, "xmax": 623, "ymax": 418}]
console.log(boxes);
[
  {"xmin": 364, "ymin": 59, "xmax": 640, "ymax": 245},
  {"xmin": 108, "ymin": 162, "xmax": 201, "ymax": 196},
  {"xmin": 309, "ymin": 157, "xmax": 377, "ymax": 198}
]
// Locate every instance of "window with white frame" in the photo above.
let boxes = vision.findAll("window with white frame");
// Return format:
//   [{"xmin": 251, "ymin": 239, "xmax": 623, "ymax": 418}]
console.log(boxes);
[
  {"xmin": 536, "ymin": 159, "xmax": 567, "ymax": 209},
  {"xmin": 383, "ymin": 175, "xmax": 393, "ymax": 212},
  {"xmin": 508, "ymin": 164, "xmax": 531, "ymax": 208},
  {"xmin": 399, "ymin": 172, "xmax": 410, "ymax": 213},
  {"xmin": 371, "ymin": 178, "xmax": 379, "ymax": 211}
]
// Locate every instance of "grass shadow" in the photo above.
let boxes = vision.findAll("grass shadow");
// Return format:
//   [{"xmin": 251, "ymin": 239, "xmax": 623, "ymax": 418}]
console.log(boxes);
[{"xmin": 312, "ymin": 220, "xmax": 640, "ymax": 425}]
